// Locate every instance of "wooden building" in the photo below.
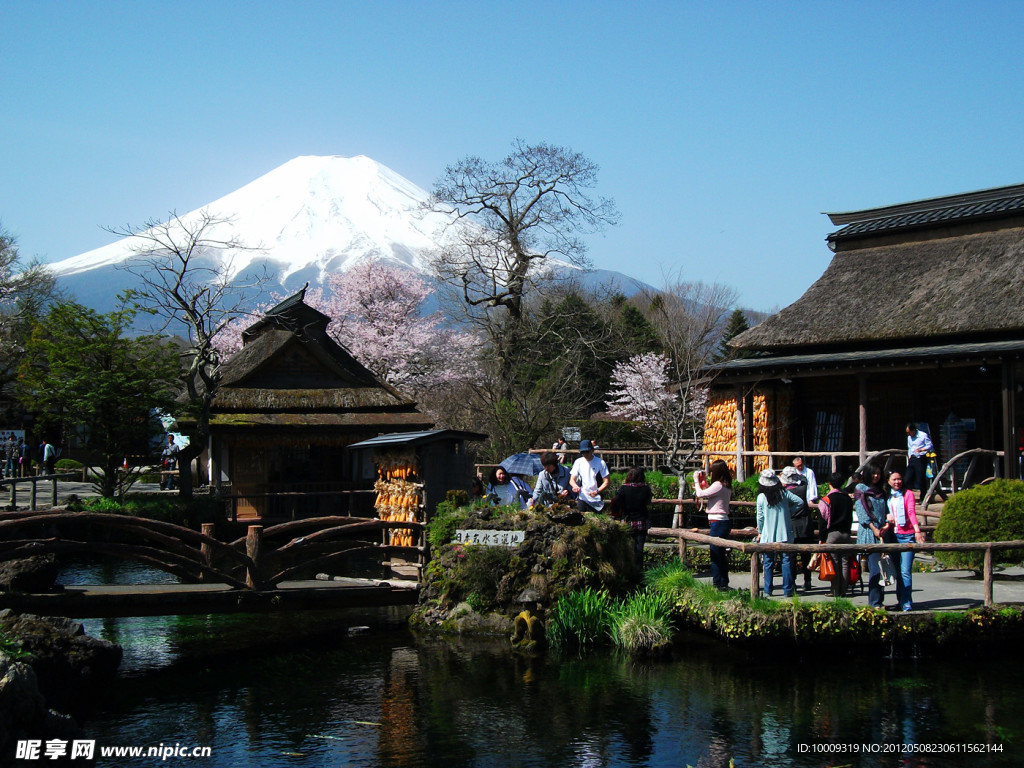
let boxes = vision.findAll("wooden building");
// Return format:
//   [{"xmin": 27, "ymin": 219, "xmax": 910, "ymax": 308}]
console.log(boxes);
[
  {"xmin": 707, "ymin": 183, "xmax": 1024, "ymax": 482},
  {"xmin": 204, "ymin": 289, "xmax": 434, "ymax": 519}
]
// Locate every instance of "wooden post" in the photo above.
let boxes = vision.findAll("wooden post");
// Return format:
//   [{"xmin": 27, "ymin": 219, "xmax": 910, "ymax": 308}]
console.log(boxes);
[
  {"xmin": 858, "ymin": 374, "xmax": 868, "ymax": 467},
  {"xmin": 735, "ymin": 388, "xmax": 746, "ymax": 482},
  {"xmin": 30, "ymin": 479, "xmax": 38, "ymax": 511},
  {"xmin": 200, "ymin": 523, "xmax": 215, "ymax": 583},
  {"xmin": 749, "ymin": 548, "xmax": 760, "ymax": 600},
  {"xmin": 7, "ymin": 482, "xmax": 14, "ymax": 510},
  {"xmin": 1001, "ymin": 361, "xmax": 1016, "ymax": 480},
  {"xmin": 984, "ymin": 545, "xmax": 994, "ymax": 607},
  {"xmin": 51, "ymin": 477, "xmax": 58, "ymax": 508},
  {"xmin": 246, "ymin": 525, "xmax": 263, "ymax": 590}
]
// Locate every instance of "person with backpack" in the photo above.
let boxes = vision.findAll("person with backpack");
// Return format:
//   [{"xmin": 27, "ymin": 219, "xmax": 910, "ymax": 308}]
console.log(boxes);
[
  {"xmin": 781, "ymin": 465, "xmax": 817, "ymax": 593},
  {"xmin": 818, "ymin": 472, "xmax": 855, "ymax": 597}
]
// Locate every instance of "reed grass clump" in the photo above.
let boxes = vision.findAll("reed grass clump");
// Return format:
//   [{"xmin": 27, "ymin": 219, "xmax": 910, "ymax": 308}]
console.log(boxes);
[
  {"xmin": 546, "ymin": 587, "xmax": 618, "ymax": 647},
  {"xmin": 611, "ymin": 589, "xmax": 674, "ymax": 653}
]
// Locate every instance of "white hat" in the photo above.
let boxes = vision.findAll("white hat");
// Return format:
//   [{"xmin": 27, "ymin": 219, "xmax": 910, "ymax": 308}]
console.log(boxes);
[
  {"xmin": 758, "ymin": 469, "xmax": 780, "ymax": 487},
  {"xmin": 780, "ymin": 466, "xmax": 802, "ymax": 484}
]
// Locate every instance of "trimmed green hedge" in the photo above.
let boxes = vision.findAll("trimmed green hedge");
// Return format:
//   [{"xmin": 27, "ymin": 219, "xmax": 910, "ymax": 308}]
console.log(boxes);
[{"xmin": 933, "ymin": 479, "xmax": 1024, "ymax": 570}]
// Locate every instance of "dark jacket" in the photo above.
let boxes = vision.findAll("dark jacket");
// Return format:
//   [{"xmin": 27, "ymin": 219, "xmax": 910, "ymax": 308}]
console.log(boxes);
[
  {"xmin": 613, "ymin": 483, "xmax": 652, "ymax": 522},
  {"xmin": 819, "ymin": 489, "xmax": 853, "ymax": 542}
]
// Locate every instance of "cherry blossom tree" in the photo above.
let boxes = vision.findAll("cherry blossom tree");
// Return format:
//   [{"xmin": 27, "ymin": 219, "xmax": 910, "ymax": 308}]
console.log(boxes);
[
  {"xmin": 215, "ymin": 260, "xmax": 482, "ymax": 422},
  {"xmin": 606, "ymin": 278, "xmax": 735, "ymax": 473}
]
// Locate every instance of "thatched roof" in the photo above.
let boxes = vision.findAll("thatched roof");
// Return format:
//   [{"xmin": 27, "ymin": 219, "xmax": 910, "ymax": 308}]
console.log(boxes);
[
  {"xmin": 211, "ymin": 289, "xmax": 426, "ymax": 420},
  {"xmin": 732, "ymin": 224, "xmax": 1024, "ymax": 352}
]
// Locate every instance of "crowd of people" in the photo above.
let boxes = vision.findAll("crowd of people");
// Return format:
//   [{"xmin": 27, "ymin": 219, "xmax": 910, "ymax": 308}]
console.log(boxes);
[
  {"xmin": 475, "ymin": 423, "xmax": 933, "ymax": 607},
  {"xmin": 746, "ymin": 454, "xmax": 926, "ymax": 610},
  {"xmin": 1, "ymin": 434, "xmax": 58, "ymax": 478},
  {"xmin": 478, "ymin": 439, "xmax": 654, "ymax": 566}
]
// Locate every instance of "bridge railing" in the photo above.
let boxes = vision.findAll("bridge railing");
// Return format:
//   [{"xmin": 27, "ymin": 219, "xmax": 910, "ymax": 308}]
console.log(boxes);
[
  {"xmin": 0, "ymin": 510, "xmax": 424, "ymax": 591},
  {"xmin": 227, "ymin": 516, "xmax": 426, "ymax": 588}
]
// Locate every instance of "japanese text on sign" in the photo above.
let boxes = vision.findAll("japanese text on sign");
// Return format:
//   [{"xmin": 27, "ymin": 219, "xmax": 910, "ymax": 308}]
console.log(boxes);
[{"xmin": 453, "ymin": 530, "xmax": 524, "ymax": 547}]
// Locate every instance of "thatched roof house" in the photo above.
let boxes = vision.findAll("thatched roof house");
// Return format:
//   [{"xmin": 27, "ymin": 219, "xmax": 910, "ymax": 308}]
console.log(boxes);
[
  {"xmin": 206, "ymin": 288, "xmax": 433, "ymax": 519},
  {"xmin": 708, "ymin": 183, "xmax": 1024, "ymax": 481}
]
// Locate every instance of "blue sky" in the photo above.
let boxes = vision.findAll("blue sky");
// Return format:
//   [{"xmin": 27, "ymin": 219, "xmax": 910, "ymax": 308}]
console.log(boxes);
[{"xmin": 4, "ymin": 1, "xmax": 1024, "ymax": 311}]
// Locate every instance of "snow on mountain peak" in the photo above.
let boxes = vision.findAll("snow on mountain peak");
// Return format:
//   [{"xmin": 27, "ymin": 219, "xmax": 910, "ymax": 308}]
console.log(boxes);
[{"xmin": 48, "ymin": 155, "xmax": 456, "ymax": 286}]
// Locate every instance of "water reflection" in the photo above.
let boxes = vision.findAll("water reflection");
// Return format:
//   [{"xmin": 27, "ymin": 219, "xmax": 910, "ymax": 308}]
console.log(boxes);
[{"xmin": 61, "ymin": 560, "xmax": 1021, "ymax": 767}]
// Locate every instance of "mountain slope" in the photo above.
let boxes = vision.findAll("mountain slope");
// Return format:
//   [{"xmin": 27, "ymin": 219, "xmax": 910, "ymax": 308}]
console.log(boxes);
[{"xmin": 49, "ymin": 154, "xmax": 647, "ymax": 311}]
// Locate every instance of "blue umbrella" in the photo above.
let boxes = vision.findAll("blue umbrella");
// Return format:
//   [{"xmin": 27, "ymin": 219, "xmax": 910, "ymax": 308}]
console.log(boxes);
[{"xmin": 499, "ymin": 452, "xmax": 544, "ymax": 476}]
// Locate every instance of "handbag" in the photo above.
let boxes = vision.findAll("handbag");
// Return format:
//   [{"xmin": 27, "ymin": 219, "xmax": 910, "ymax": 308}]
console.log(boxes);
[
  {"xmin": 818, "ymin": 553, "xmax": 836, "ymax": 582},
  {"xmin": 878, "ymin": 554, "xmax": 896, "ymax": 586}
]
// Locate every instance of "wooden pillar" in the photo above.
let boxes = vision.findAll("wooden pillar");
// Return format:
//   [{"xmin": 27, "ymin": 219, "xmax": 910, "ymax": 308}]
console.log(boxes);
[
  {"xmin": 749, "ymin": 548, "xmax": 760, "ymax": 600},
  {"xmin": 51, "ymin": 477, "xmax": 58, "ymax": 508},
  {"xmin": 984, "ymin": 546, "xmax": 994, "ymax": 607},
  {"xmin": 1001, "ymin": 361, "xmax": 1016, "ymax": 480},
  {"xmin": 7, "ymin": 481, "xmax": 15, "ymax": 510},
  {"xmin": 200, "ymin": 523, "xmax": 216, "ymax": 583},
  {"xmin": 735, "ymin": 386, "xmax": 746, "ymax": 482},
  {"xmin": 858, "ymin": 373, "xmax": 868, "ymax": 467},
  {"xmin": 30, "ymin": 479, "xmax": 38, "ymax": 511},
  {"xmin": 245, "ymin": 525, "xmax": 263, "ymax": 590},
  {"xmin": 743, "ymin": 389, "xmax": 755, "ymax": 479}
]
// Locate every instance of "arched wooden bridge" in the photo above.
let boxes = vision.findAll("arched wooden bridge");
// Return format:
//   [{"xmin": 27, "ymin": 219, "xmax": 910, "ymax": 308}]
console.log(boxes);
[{"xmin": 0, "ymin": 511, "xmax": 423, "ymax": 617}]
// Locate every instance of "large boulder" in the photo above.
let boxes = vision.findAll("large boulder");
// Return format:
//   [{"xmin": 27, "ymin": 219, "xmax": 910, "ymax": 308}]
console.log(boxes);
[
  {"xmin": 413, "ymin": 505, "xmax": 639, "ymax": 634},
  {"xmin": 0, "ymin": 611, "xmax": 122, "ymax": 714},
  {"xmin": 0, "ymin": 555, "xmax": 60, "ymax": 593}
]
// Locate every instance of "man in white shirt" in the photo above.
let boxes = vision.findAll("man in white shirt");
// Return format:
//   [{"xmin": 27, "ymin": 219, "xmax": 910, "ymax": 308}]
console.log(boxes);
[
  {"xmin": 569, "ymin": 440, "xmax": 609, "ymax": 513},
  {"xmin": 905, "ymin": 422, "xmax": 934, "ymax": 499},
  {"xmin": 792, "ymin": 456, "xmax": 819, "ymax": 503}
]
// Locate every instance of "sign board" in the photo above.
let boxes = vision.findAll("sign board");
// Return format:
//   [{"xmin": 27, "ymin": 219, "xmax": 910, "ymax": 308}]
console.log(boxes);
[
  {"xmin": 453, "ymin": 529, "xmax": 525, "ymax": 547},
  {"xmin": 561, "ymin": 427, "xmax": 581, "ymax": 441}
]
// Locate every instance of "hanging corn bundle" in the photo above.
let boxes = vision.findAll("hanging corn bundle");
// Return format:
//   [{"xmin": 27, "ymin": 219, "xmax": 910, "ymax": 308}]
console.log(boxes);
[
  {"xmin": 702, "ymin": 395, "xmax": 739, "ymax": 472},
  {"xmin": 373, "ymin": 451, "xmax": 421, "ymax": 548}
]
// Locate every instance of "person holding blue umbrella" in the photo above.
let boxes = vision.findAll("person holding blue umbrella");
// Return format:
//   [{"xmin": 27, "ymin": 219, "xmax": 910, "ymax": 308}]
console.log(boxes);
[{"xmin": 486, "ymin": 466, "xmax": 531, "ymax": 508}]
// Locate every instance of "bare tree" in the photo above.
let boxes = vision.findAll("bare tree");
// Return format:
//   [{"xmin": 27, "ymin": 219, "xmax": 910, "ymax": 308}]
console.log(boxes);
[
  {"xmin": 607, "ymin": 278, "xmax": 738, "ymax": 473},
  {"xmin": 429, "ymin": 139, "xmax": 618, "ymax": 359},
  {"xmin": 108, "ymin": 210, "xmax": 266, "ymax": 497}
]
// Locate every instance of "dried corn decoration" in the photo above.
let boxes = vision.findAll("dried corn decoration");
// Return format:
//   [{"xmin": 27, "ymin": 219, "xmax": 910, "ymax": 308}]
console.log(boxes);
[
  {"xmin": 703, "ymin": 394, "xmax": 740, "ymax": 472},
  {"xmin": 751, "ymin": 392, "xmax": 770, "ymax": 473},
  {"xmin": 703, "ymin": 388, "xmax": 791, "ymax": 473},
  {"xmin": 373, "ymin": 451, "xmax": 421, "ymax": 548}
]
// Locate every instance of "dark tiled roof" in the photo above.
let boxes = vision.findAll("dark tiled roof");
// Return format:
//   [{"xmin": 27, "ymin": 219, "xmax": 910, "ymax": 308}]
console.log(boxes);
[{"xmin": 826, "ymin": 183, "xmax": 1024, "ymax": 243}]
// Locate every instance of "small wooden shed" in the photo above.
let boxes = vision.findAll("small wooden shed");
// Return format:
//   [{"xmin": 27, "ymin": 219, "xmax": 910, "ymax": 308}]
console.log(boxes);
[{"xmin": 204, "ymin": 289, "xmax": 435, "ymax": 519}]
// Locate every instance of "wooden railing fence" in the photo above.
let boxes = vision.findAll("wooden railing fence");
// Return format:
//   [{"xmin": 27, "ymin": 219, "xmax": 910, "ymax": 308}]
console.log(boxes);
[{"xmin": 648, "ymin": 525, "xmax": 1024, "ymax": 607}]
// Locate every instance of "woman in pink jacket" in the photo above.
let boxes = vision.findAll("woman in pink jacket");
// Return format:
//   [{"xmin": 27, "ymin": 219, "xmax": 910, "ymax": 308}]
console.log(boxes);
[{"xmin": 887, "ymin": 470, "xmax": 926, "ymax": 611}]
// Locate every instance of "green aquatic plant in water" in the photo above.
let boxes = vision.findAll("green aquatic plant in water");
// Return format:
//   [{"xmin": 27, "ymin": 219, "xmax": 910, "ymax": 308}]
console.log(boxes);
[{"xmin": 547, "ymin": 586, "xmax": 618, "ymax": 648}]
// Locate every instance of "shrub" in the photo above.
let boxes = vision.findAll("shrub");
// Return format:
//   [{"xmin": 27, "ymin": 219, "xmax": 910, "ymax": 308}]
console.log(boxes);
[
  {"xmin": 547, "ymin": 586, "xmax": 617, "ymax": 647},
  {"xmin": 425, "ymin": 499, "xmax": 473, "ymax": 548},
  {"xmin": 607, "ymin": 470, "xmax": 679, "ymax": 500},
  {"xmin": 55, "ymin": 458, "xmax": 84, "ymax": 470},
  {"xmin": 933, "ymin": 480, "xmax": 1024, "ymax": 570}
]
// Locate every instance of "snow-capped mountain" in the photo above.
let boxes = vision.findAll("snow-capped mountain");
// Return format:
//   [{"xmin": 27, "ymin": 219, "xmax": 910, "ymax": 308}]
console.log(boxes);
[{"xmin": 48, "ymin": 155, "xmax": 643, "ymax": 312}]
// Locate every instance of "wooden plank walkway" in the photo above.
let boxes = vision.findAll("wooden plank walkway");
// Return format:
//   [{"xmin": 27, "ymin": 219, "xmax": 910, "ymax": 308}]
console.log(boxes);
[{"xmin": 0, "ymin": 578, "xmax": 420, "ymax": 618}]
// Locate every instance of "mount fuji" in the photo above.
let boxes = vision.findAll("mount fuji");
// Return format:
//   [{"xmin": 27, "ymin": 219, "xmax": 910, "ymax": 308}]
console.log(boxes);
[{"xmin": 47, "ymin": 155, "xmax": 642, "ymax": 312}]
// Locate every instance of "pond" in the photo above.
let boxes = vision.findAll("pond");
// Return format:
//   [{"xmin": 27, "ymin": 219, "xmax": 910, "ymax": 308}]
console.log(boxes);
[{"xmin": 62, "ymin": 561, "xmax": 1022, "ymax": 767}]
